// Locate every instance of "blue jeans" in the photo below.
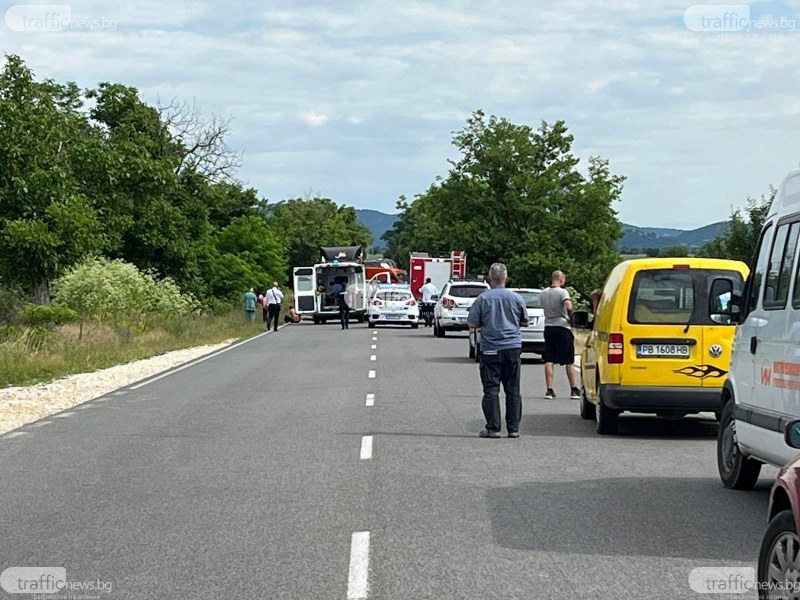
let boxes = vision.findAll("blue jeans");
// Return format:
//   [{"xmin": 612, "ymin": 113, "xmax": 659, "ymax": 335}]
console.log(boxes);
[{"xmin": 479, "ymin": 348, "xmax": 522, "ymax": 433}]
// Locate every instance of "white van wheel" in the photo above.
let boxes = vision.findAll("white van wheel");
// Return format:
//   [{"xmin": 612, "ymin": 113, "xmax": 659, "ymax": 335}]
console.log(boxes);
[{"xmin": 717, "ymin": 400, "xmax": 761, "ymax": 489}]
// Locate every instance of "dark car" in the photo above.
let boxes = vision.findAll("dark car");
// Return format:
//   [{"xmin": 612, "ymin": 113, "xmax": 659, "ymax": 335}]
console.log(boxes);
[{"xmin": 758, "ymin": 420, "xmax": 800, "ymax": 599}]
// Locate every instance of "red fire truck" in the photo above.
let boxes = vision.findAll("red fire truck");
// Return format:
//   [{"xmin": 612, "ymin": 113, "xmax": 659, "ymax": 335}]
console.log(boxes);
[{"xmin": 409, "ymin": 251, "xmax": 467, "ymax": 299}]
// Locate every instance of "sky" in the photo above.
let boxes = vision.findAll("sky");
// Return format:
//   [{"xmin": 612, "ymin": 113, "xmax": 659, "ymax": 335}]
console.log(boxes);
[{"xmin": 3, "ymin": 0, "xmax": 800, "ymax": 229}]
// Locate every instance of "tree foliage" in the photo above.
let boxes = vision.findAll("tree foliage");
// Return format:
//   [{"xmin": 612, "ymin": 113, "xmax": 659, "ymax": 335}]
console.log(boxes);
[
  {"xmin": 266, "ymin": 197, "xmax": 373, "ymax": 273},
  {"xmin": 699, "ymin": 189, "xmax": 774, "ymax": 264},
  {"xmin": 384, "ymin": 111, "xmax": 624, "ymax": 293}
]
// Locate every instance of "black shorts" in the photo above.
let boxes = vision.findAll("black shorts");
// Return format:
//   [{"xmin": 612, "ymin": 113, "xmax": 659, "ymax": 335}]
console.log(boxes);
[{"xmin": 544, "ymin": 326, "xmax": 575, "ymax": 365}]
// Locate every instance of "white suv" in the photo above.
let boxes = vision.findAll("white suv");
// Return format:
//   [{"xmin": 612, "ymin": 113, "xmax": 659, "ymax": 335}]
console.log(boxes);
[
  {"xmin": 717, "ymin": 167, "xmax": 800, "ymax": 489},
  {"xmin": 433, "ymin": 279, "xmax": 489, "ymax": 337}
]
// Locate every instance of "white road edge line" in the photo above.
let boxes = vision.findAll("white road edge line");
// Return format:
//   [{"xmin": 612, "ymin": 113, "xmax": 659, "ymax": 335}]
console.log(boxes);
[
  {"xmin": 368, "ymin": 370, "xmax": 376, "ymax": 379},
  {"xmin": 30, "ymin": 421, "xmax": 52, "ymax": 427},
  {"xmin": 130, "ymin": 329, "xmax": 274, "ymax": 390},
  {"xmin": 2, "ymin": 431, "xmax": 27, "ymax": 439},
  {"xmin": 52, "ymin": 412, "xmax": 75, "ymax": 418},
  {"xmin": 365, "ymin": 394, "xmax": 375, "ymax": 407},
  {"xmin": 360, "ymin": 436, "xmax": 373, "ymax": 460},
  {"xmin": 347, "ymin": 531, "xmax": 370, "ymax": 599},
  {"xmin": 370, "ymin": 355, "xmax": 376, "ymax": 361}
]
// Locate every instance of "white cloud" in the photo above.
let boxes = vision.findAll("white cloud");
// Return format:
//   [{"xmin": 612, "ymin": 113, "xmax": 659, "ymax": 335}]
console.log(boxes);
[{"xmin": 301, "ymin": 111, "xmax": 331, "ymax": 127}]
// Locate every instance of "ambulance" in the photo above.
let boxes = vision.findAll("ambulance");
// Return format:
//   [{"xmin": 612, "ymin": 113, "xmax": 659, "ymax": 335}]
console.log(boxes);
[{"xmin": 293, "ymin": 246, "xmax": 391, "ymax": 324}]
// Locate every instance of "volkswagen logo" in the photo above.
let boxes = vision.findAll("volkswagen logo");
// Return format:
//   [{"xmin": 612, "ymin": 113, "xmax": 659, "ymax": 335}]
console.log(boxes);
[{"xmin": 709, "ymin": 344, "xmax": 723, "ymax": 359}]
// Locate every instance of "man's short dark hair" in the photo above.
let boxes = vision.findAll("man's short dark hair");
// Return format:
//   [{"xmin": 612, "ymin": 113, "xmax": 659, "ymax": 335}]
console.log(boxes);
[{"xmin": 425, "ymin": 278, "xmax": 431, "ymax": 283}]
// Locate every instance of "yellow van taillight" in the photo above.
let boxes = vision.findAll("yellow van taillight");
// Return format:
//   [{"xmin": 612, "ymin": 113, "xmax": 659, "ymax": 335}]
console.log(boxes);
[{"xmin": 608, "ymin": 333, "xmax": 624, "ymax": 364}]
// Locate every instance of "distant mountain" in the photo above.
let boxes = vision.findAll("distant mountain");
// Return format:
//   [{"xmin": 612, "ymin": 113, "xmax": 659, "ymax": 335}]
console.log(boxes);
[
  {"xmin": 356, "ymin": 209, "xmax": 728, "ymax": 252},
  {"xmin": 356, "ymin": 209, "xmax": 399, "ymax": 246},
  {"xmin": 619, "ymin": 221, "xmax": 728, "ymax": 251}
]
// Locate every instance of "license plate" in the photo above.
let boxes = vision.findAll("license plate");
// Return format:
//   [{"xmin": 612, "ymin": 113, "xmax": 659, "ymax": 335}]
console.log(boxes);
[
  {"xmin": 384, "ymin": 313, "xmax": 403, "ymax": 319},
  {"xmin": 637, "ymin": 344, "xmax": 690, "ymax": 358}
]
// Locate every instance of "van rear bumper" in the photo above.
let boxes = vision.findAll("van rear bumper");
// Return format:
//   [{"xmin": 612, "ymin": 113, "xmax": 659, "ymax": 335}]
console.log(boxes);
[{"xmin": 601, "ymin": 384, "xmax": 723, "ymax": 412}]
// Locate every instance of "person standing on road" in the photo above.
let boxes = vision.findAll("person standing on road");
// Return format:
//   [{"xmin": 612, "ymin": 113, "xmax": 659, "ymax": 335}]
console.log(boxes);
[
  {"xmin": 467, "ymin": 263, "xmax": 528, "ymax": 439},
  {"xmin": 540, "ymin": 270, "xmax": 580, "ymax": 400},
  {"xmin": 243, "ymin": 288, "xmax": 257, "ymax": 322},
  {"xmin": 420, "ymin": 278, "xmax": 438, "ymax": 327},
  {"xmin": 265, "ymin": 281, "xmax": 284, "ymax": 332},
  {"xmin": 337, "ymin": 282, "xmax": 350, "ymax": 330}
]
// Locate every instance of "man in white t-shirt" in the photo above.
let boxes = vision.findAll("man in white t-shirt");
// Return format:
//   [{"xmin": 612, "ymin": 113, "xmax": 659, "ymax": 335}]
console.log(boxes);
[
  {"xmin": 419, "ymin": 278, "xmax": 439, "ymax": 327},
  {"xmin": 265, "ymin": 282, "xmax": 284, "ymax": 332}
]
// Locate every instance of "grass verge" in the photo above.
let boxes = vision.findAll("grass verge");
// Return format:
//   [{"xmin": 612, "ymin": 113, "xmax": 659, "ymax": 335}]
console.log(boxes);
[{"xmin": 0, "ymin": 310, "xmax": 267, "ymax": 387}]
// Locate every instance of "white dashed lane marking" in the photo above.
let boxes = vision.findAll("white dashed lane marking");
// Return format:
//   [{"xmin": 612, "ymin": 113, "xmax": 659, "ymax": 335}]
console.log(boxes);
[
  {"xmin": 370, "ymin": 355, "xmax": 376, "ymax": 362},
  {"xmin": 347, "ymin": 531, "xmax": 371, "ymax": 599},
  {"xmin": 365, "ymin": 394, "xmax": 375, "ymax": 407},
  {"xmin": 371, "ymin": 344, "xmax": 377, "ymax": 350},
  {"xmin": 360, "ymin": 436, "xmax": 373, "ymax": 460},
  {"xmin": 368, "ymin": 370, "xmax": 376, "ymax": 379}
]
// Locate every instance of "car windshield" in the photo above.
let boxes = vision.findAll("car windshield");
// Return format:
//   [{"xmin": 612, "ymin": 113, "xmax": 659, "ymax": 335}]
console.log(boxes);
[
  {"xmin": 515, "ymin": 291, "xmax": 541, "ymax": 309},
  {"xmin": 448, "ymin": 285, "xmax": 486, "ymax": 298}
]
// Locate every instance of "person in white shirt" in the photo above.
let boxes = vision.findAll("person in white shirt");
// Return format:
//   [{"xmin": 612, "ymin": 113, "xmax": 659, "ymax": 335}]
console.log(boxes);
[
  {"xmin": 420, "ymin": 278, "xmax": 438, "ymax": 302},
  {"xmin": 265, "ymin": 282, "xmax": 284, "ymax": 332},
  {"xmin": 419, "ymin": 278, "xmax": 438, "ymax": 327}
]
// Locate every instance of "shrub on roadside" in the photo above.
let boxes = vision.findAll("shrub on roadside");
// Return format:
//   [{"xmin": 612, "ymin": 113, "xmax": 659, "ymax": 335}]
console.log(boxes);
[
  {"xmin": 52, "ymin": 257, "xmax": 197, "ymax": 334},
  {"xmin": 20, "ymin": 303, "xmax": 78, "ymax": 328},
  {"xmin": 0, "ymin": 284, "xmax": 27, "ymax": 325}
]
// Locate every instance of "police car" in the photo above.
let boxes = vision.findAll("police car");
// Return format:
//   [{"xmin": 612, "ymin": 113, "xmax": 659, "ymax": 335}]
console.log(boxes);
[{"xmin": 367, "ymin": 284, "xmax": 420, "ymax": 328}]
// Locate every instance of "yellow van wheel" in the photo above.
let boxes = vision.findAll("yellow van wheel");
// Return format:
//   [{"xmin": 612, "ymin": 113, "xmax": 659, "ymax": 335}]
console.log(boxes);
[
  {"xmin": 595, "ymin": 388, "xmax": 620, "ymax": 435},
  {"xmin": 579, "ymin": 387, "xmax": 594, "ymax": 420}
]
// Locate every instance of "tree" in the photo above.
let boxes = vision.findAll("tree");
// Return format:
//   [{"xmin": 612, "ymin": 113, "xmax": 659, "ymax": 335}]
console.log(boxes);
[
  {"xmin": 0, "ymin": 55, "xmax": 106, "ymax": 304},
  {"xmin": 202, "ymin": 215, "xmax": 287, "ymax": 299},
  {"xmin": 266, "ymin": 197, "xmax": 372, "ymax": 273},
  {"xmin": 700, "ymin": 189, "xmax": 774, "ymax": 264},
  {"xmin": 658, "ymin": 245, "xmax": 690, "ymax": 257},
  {"xmin": 384, "ymin": 111, "xmax": 624, "ymax": 293}
]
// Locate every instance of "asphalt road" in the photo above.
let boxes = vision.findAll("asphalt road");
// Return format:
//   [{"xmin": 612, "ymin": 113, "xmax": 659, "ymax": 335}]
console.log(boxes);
[{"xmin": 0, "ymin": 320, "xmax": 779, "ymax": 599}]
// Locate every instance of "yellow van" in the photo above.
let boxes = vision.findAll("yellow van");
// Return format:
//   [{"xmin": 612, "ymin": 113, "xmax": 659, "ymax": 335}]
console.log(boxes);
[{"xmin": 576, "ymin": 258, "xmax": 749, "ymax": 434}]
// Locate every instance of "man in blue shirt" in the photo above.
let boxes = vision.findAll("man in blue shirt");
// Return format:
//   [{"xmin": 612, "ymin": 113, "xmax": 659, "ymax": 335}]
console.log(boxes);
[{"xmin": 467, "ymin": 263, "xmax": 529, "ymax": 439}]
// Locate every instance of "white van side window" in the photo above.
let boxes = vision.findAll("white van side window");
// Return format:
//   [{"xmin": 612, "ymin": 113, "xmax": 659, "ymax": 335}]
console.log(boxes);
[
  {"xmin": 764, "ymin": 222, "xmax": 800, "ymax": 310},
  {"xmin": 746, "ymin": 223, "xmax": 773, "ymax": 316}
]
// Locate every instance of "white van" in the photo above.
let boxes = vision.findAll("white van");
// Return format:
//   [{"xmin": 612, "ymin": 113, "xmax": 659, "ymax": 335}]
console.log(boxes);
[
  {"xmin": 718, "ymin": 167, "xmax": 800, "ymax": 489},
  {"xmin": 293, "ymin": 246, "xmax": 391, "ymax": 324}
]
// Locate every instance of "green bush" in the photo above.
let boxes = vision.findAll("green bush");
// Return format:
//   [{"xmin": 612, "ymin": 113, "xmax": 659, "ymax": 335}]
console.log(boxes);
[
  {"xmin": 52, "ymin": 256, "xmax": 197, "ymax": 329},
  {"xmin": 0, "ymin": 284, "xmax": 27, "ymax": 325},
  {"xmin": 20, "ymin": 303, "xmax": 78, "ymax": 328}
]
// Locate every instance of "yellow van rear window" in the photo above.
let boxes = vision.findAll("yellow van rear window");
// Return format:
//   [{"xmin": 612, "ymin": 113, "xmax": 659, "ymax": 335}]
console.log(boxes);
[{"xmin": 630, "ymin": 270, "xmax": 695, "ymax": 324}]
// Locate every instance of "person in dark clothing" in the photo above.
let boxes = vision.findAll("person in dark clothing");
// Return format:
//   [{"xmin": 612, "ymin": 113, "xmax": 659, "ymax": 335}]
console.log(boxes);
[
  {"xmin": 467, "ymin": 263, "xmax": 529, "ymax": 439},
  {"xmin": 338, "ymin": 284, "xmax": 350, "ymax": 330}
]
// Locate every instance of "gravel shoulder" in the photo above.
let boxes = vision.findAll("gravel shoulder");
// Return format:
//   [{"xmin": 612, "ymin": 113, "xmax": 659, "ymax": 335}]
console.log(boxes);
[{"xmin": 0, "ymin": 339, "xmax": 235, "ymax": 435}]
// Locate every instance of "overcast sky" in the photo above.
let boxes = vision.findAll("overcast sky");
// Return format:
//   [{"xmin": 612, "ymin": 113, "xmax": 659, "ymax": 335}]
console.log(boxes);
[{"xmin": 3, "ymin": 0, "xmax": 800, "ymax": 228}]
